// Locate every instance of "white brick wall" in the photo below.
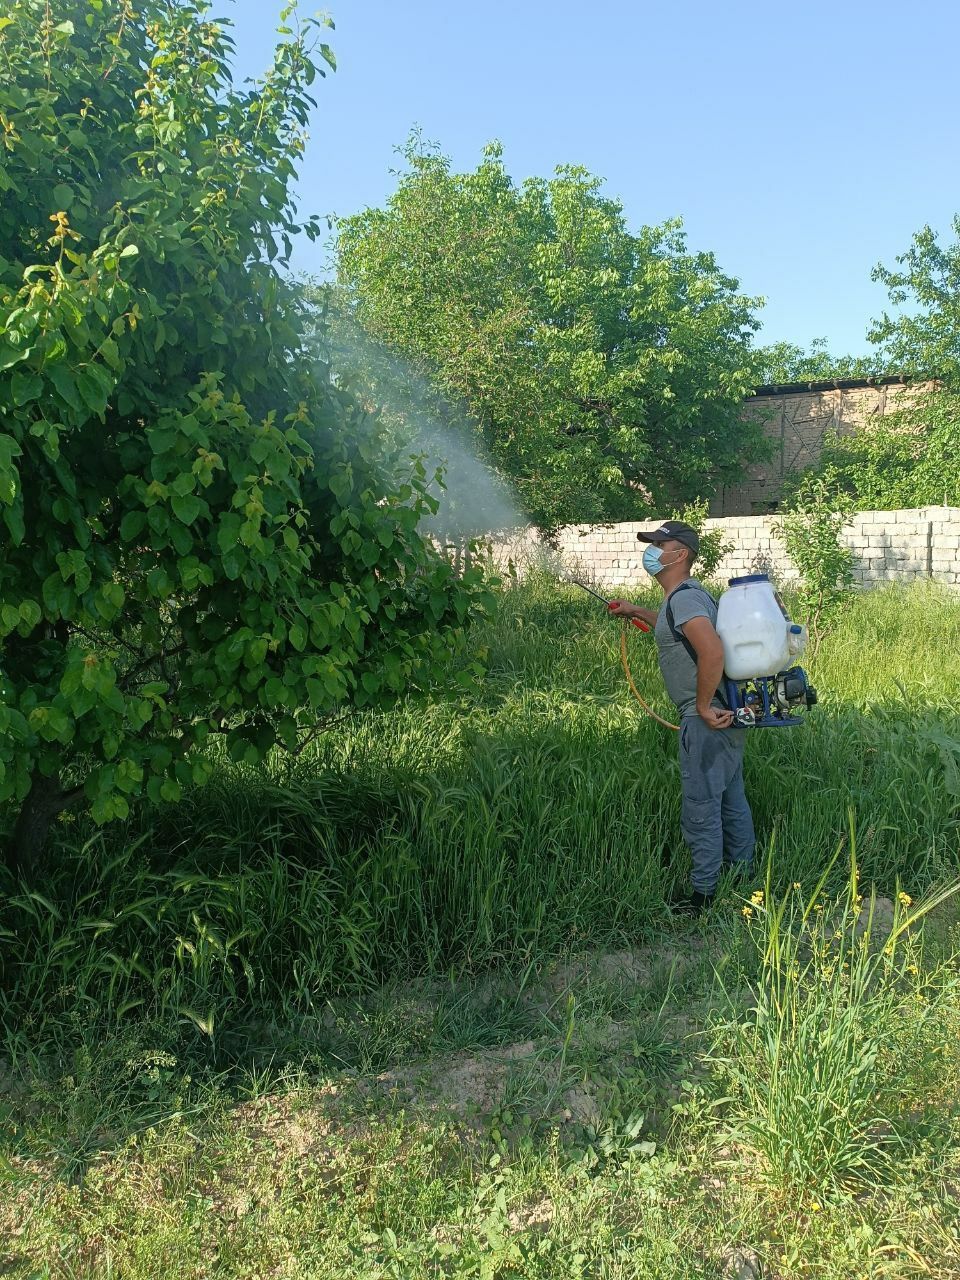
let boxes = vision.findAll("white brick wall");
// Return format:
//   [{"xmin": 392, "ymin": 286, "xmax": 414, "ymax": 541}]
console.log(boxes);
[{"xmin": 489, "ymin": 506, "xmax": 960, "ymax": 591}]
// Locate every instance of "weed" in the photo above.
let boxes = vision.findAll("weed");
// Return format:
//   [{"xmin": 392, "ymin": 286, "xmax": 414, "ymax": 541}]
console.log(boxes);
[{"xmin": 709, "ymin": 821, "xmax": 960, "ymax": 1198}]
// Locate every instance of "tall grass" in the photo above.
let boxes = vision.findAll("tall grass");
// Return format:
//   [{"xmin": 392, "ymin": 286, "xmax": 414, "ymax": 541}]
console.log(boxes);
[
  {"xmin": 1, "ymin": 580, "xmax": 959, "ymax": 1050},
  {"xmin": 710, "ymin": 820, "xmax": 960, "ymax": 1197}
]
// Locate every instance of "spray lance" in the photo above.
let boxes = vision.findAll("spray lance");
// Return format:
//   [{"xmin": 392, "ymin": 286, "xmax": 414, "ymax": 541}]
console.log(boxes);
[
  {"xmin": 567, "ymin": 578, "xmax": 650, "ymax": 631},
  {"xmin": 569, "ymin": 573, "xmax": 817, "ymax": 732}
]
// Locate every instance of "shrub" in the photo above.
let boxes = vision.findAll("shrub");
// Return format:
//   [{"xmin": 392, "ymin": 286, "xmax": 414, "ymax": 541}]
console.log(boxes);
[
  {"xmin": 811, "ymin": 391, "xmax": 960, "ymax": 512},
  {"xmin": 774, "ymin": 476, "xmax": 855, "ymax": 654},
  {"xmin": 0, "ymin": 2, "xmax": 490, "ymax": 874}
]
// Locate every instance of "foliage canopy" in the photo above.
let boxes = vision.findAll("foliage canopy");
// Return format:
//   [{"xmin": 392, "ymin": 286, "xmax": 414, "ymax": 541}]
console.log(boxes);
[
  {"xmin": 0, "ymin": 1, "xmax": 489, "ymax": 870},
  {"xmin": 751, "ymin": 337, "xmax": 880, "ymax": 387},
  {"xmin": 336, "ymin": 141, "xmax": 769, "ymax": 532},
  {"xmin": 783, "ymin": 219, "xmax": 960, "ymax": 511},
  {"xmin": 775, "ymin": 476, "xmax": 855, "ymax": 653},
  {"xmin": 870, "ymin": 215, "xmax": 960, "ymax": 388}
]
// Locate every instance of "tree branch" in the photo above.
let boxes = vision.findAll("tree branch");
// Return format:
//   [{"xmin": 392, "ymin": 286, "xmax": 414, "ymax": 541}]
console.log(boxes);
[{"xmin": 118, "ymin": 644, "xmax": 190, "ymax": 691}]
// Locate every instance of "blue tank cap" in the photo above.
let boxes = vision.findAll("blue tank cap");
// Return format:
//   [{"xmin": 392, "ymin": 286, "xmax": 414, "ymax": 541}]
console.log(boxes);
[
  {"xmin": 727, "ymin": 573, "xmax": 770, "ymax": 586},
  {"xmin": 790, "ymin": 624, "xmax": 803, "ymax": 633}
]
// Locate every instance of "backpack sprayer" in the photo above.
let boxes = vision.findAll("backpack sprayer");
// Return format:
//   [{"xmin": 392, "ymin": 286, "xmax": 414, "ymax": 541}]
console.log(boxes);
[
  {"xmin": 713, "ymin": 575, "xmax": 818, "ymax": 727},
  {"xmin": 569, "ymin": 573, "xmax": 817, "ymax": 731}
]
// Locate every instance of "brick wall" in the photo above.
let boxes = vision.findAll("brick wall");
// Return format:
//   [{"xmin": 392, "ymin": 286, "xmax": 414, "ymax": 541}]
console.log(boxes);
[
  {"xmin": 492, "ymin": 506, "xmax": 960, "ymax": 590},
  {"xmin": 713, "ymin": 380, "xmax": 934, "ymax": 516}
]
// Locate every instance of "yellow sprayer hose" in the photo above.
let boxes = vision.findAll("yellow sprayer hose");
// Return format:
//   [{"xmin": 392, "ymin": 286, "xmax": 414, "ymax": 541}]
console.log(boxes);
[{"xmin": 618, "ymin": 623, "xmax": 679, "ymax": 732}]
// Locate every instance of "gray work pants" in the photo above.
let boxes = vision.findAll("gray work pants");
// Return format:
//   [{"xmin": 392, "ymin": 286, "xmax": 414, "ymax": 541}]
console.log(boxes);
[{"xmin": 678, "ymin": 716, "xmax": 755, "ymax": 894}]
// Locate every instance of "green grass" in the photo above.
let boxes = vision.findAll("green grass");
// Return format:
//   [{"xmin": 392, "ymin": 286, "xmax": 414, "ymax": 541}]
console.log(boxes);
[
  {"xmin": 2, "ymin": 579, "xmax": 960, "ymax": 1276},
  {"xmin": 710, "ymin": 830, "xmax": 960, "ymax": 1197},
  {"xmin": 3, "ymin": 892, "xmax": 960, "ymax": 1277},
  {"xmin": 5, "ymin": 578, "xmax": 959, "ymax": 1033}
]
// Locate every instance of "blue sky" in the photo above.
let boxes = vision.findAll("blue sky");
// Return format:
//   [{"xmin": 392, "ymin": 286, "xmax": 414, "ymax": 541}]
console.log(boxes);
[{"xmin": 224, "ymin": 0, "xmax": 960, "ymax": 356}]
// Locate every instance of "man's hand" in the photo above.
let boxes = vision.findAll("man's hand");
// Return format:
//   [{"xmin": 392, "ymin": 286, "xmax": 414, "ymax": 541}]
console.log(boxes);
[
  {"xmin": 683, "ymin": 616, "xmax": 732, "ymax": 730},
  {"xmin": 697, "ymin": 703, "xmax": 734, "ymax": 730},
  {"xmin": 607, "ymin": 598, "xmax": 637, "ymax": 618},
  {"xmin": 608, "ymin": 600, "xmax": 659, "ymax": 628}
]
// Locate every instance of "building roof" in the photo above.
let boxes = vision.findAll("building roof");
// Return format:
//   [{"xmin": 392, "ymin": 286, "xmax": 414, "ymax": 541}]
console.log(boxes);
[{"xmin": 747, "ymin": 374, "xmax": 911, "ymax": 398}]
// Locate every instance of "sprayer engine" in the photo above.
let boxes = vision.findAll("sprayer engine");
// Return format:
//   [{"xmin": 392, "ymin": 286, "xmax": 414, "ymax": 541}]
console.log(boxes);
[
  {"xmin": 716, "ymin": 574, "xmax": 818, "ymax": 729},
  {"xmin": 725, "ymin": 667, "xmax": 817, "ymax": 728}
]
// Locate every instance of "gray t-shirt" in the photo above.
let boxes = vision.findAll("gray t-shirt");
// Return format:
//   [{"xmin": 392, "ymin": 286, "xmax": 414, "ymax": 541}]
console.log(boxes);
[{"xmin": 653, "ymin": 579, "xmax": 724, "ymax": 719}]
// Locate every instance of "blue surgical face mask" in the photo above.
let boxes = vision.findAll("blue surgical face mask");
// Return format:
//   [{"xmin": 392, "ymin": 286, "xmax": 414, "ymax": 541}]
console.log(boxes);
[{"xmin": 642, "ymin": 544, "xmax": 667, "ymax": 576}]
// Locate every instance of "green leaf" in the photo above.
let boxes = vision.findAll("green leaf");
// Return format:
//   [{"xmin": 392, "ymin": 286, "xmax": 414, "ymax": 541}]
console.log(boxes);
[
  {"xmin": 263, "ymin": 676, "xmax": 286, "ymax": 707},
  {"xmin": 245, "ymin": 636, "xmax": 269, "ymax": 667},
  {"xmin": 100, "ymin": 337, "xmax": 122, "ymax": 371},
  {"xmin": 120, "ymin": 510, "xmax": 146, "ymax": 541},
  {"xmin": 10, "ymin": 370, "xmax": 42, "ymax": 406},
  {"xmin": 76, "ymin": 364, "xmax": 113, "ymax": 415},
  {"xmin": 171, "ymin": 493, "xmax": 203, "ymax": 525},
  {"xmin": 169, "ymin": 520, "xmax": 192, "ymax": 556},
  {"xmin": 52, "ymin": 182, "xmax": 74, "ymax": 209},
  {"xmin": 305, "ymin": 677, "xmax": 326, "ymax": 709},
  {"xmin": 147, "ymin": 427, "xmax": 178, "ymax": 455},
  {"xmin": 49, "ymin": 364, "xmax": 83, "ymax": 412},
  {"xmin": 217, "ymin": 514, "xmax": 242, "ymax": 553},
  {"xmin": 0, "ymin": 433, "xmax": 22, "ymax": 504},
  {"xmin": 18, "ymin": 600, "xmax": 41, "ymax": 630},
  {"xmin": 4, "ymin": 501, "xmax": 25, "ymax": 544}
]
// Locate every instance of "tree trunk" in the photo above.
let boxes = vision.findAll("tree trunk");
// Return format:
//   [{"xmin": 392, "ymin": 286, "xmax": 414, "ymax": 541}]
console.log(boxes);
[{"xmin": 5, "ymin": 770, "xmax": 66, "ymax": 880}]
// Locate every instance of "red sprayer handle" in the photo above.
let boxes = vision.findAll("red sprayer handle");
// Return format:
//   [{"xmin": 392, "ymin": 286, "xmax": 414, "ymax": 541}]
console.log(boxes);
[{"xmin": 609, "ymin": 605, "xmax": 651, "ymax": 633}]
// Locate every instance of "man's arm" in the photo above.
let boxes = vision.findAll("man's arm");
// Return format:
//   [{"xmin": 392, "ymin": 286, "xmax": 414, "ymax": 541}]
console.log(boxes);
[
  {"xmin": 682, "ymin": 616, "xmax": 734, "ymax": 730},
  {"xmin": 607, "ymin": 600, "xmax": 659, "ymax": 628}
]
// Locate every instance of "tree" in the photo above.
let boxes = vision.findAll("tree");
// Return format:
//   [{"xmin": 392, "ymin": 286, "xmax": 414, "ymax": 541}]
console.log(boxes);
[
  {"xmin": 751, "ymin": 337, "xmax": 879, "ymax": 387},
  {"xmin": 870, "ymin": 216, "xmax": 960, "ymax": 387},
  {"xmin": 778, "ymin": 218, "xmax": 960, "ymax": 510},
  {"xmin": 0, "ymin": 2, "xmax": 490, "ymax": 873},
  {"xmin": 335, "ymin": 140, "xmax": 769, "ymax": 532}
]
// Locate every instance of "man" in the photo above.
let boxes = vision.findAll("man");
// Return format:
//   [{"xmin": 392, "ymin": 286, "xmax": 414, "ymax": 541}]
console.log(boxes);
[{"xmin": 609, "ymin": 520, "xmax": 755, "ymax": 917}]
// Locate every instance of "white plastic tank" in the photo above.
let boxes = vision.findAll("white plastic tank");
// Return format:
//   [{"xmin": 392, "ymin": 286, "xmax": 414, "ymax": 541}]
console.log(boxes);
[{"xmin": 716, "ymin": 574, "xmax": 807, "ymax": 680}]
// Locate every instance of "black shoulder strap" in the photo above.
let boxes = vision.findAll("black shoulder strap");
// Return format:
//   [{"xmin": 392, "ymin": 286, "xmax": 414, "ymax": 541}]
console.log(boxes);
[{"xmin": 664, "ymin": 582, "xmax": 714, "ymax": 666}]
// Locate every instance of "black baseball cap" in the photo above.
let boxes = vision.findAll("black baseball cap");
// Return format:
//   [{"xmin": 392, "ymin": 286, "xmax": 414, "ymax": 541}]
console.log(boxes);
[{"xmin": 636, "ymin": 520, "xmax": 700, "ymax": 557}]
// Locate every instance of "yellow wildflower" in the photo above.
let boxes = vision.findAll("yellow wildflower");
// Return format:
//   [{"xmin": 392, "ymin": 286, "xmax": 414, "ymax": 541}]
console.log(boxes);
[
  {"xmin": 741, "ymin": 906, "xmax": 753, "ymax": 919},
  {"xmin": 898, "ymin": 891, "xmax": 912, "ymax": 908},
  {"xmin": 792, "ymin": 882, "xmax": 801, "ymax": 890},
  {"xmin": 750, "ymin": 889, "xmax": 764, "ymax": 906}
]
